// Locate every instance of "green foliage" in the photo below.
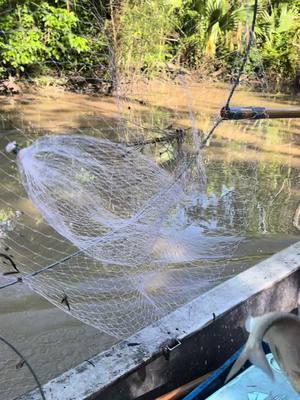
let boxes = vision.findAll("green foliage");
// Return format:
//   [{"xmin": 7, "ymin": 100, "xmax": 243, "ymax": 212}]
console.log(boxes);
[
  {"xmin": 0, "ymin": 0, "xmax": 298, "ymax": 87},
  {"xmin": 175, "ymin": 0, "xmax": 246, "ymax": 67},
  {"xmin": 0, "ymin": 6, "xmax": 46, "ymax": 70},
  {"xmin": 255, "ymin": 1, "xmax": 300, "ymax": 80},
  {"xmin": 117, "ymin": 0, "xmax": 299, "ymax": 85},
  {"xmin": 118, "ymin": 0, "xmax": 182, "ymax": 74},
  {"xmin": 39, "ymin": 3, "xmax": 89, "ymax": 59},
  {"xmin": 0, "ymin": 0, "xmax": 106, "ymax": 76}
]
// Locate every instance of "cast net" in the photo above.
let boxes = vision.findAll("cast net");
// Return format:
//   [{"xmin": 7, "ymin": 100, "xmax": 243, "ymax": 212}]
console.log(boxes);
[
  {"xmin": 0, "ymin": 0, "xmax": 299, "ymax": 398},
  {"xmin": 9, "ymin": 124, "xmax": 234, "ymax": 338}
]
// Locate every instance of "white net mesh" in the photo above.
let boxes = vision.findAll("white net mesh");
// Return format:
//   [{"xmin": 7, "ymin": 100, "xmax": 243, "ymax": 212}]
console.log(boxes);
[
  {"xmin": 0, "ymin": 0, "xmax": 299, "ymax": 398},
  {"xmin": 17, "ymin": 135, "xmax": 184, "ymax": 265},
  {"xmin": 0, "ymin": 79, "xmax": 299, "ymax": 345},
  {"xmin": 14, "ymin": 128, "xmax": 236, "ymax": 338},
  {"xmin": 0, "ymin": 85, "xmax": 299, "ymax": 397}
]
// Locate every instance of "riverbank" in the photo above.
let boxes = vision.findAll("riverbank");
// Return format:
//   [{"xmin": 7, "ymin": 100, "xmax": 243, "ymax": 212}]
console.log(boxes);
[{"xmin": 1, "ymin": 66, "xmax": 299, "ymax": 98}]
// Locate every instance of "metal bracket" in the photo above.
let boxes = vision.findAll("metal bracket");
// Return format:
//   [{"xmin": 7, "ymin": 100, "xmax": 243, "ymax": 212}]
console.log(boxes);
[{"xmin": 167, "ymin": 338, "xmax": 182, "ymax": 352}]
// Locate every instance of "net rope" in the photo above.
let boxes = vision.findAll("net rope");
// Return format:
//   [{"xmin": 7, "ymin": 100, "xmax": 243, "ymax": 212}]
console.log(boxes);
[{"xmin": 0, "ymin": 335, "xmax": 45, "ymax": 400}]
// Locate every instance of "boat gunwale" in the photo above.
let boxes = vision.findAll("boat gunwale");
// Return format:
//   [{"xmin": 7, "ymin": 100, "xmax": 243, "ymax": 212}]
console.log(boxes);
[{"xmin": 19, "ymin": 241, "xmax": 300, "ymax": 400}]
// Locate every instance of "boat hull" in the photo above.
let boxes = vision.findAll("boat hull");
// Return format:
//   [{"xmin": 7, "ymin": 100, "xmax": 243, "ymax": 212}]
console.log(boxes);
[{"xmin": 19, "ymin": 242, "xmax": 300, "ymax": 400}]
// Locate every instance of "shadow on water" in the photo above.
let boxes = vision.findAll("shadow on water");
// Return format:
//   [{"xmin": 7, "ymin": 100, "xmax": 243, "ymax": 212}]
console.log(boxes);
[{"xmin": 0, "ymin": 81, "xmax": 299, "ymax": 398}]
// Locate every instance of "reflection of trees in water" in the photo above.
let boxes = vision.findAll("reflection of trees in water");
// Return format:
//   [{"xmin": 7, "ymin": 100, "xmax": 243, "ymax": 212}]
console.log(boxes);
[
  {"xmin": 1, "ymin": 102, "xmax": 299, "ymax": 242},
  {"xmin": 135, "ymin": 128, "xmax": 299, "ymax": 237},
  {"xmin": 184, "ymin": 159, "xmax": 299, "ymax": 236}
]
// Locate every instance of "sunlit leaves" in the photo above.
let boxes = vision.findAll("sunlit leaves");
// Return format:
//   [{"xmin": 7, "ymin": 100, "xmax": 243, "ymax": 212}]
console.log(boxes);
[{"xmin": 0, "ymin": 1, "xmax": 90, "ymax": 73}]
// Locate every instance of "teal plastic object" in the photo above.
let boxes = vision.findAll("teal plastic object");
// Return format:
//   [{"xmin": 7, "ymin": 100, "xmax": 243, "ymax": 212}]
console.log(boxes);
[{"xmin": 206, "ymin": 354, "xmax": 299, "ymax": 400}]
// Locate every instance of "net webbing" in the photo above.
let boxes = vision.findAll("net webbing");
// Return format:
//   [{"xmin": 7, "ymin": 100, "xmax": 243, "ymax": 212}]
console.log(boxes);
[{"xmin": 0, "ymin": 0, "xmax": 299, "ymax": 398}]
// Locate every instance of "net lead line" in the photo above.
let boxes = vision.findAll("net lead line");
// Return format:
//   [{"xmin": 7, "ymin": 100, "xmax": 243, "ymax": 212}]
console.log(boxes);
[{"xmin": 0, "ymin": 336, "xmax": 46, "ymax": 400}]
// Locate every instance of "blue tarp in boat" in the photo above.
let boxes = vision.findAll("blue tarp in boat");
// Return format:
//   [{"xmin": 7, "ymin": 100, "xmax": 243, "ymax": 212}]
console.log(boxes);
[{"xmin": 184, "ymin": 354, "xmax": 299, "ymax": 400}]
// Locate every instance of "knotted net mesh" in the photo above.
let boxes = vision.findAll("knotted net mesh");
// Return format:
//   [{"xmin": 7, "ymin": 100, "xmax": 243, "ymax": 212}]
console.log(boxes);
[
  {"xmin": 15, "ymin": 129, "xmax": 236, "ymax": 338},
  {"xmin": 1, "ymin": 77, "xmax": 299, "ymax": 397},
  {"xmin": 1, "ymin": 76, "xmax": 298, "ymax": 346}
]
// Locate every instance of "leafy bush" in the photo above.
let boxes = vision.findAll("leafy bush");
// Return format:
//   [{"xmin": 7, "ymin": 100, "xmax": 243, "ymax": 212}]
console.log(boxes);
[
  {"xmin": 175, "ymin": 0, "xmax": 246, "ymax": 69},
  {"xmin": 0, "ymin": 0, "xmax": 298, "ymax": 87},
  {"xmin": 0, "ymin": 0, "xmax": 103, "ymax": 76},
  {"xmin": 0, "ymin": 5, "xmax": 46, "ymax": 70},
  {"xmin": 118, "ymin": 0, "xmax": 182, "ymax": 74},
  {"xmin": 255, "ymin": 1, "xmax": 300, "ymax": 80}
]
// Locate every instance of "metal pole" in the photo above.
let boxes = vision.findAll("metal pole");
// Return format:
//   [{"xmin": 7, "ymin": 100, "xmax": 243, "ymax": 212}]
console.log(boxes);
[{"xmin": 221, "ymin": 106, "xmax": 300, "ymax": 120}]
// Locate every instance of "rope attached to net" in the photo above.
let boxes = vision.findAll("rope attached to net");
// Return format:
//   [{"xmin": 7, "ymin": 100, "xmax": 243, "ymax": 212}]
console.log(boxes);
[
  {"xmin": 224, "ymin": 0, "xmax": 259, "ymax": 110},
  {"xmin": 0, "ymin": 336, "xmax": 46, "ymax": 400},
  {"xmin": 201, "ymin": 0, "xmax": 259, "ymax": 146}
]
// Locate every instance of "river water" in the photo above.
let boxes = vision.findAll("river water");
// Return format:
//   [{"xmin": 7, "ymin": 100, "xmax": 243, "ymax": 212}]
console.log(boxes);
[{"xmin": 0, "ymin": 81, "xmax": 299, "ymax": 399}]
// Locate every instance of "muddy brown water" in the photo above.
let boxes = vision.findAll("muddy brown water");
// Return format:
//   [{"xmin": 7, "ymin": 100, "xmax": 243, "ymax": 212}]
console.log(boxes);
[{"xmin": 0, "ymin": 81, "xmax": 299, "ymax": 399}]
